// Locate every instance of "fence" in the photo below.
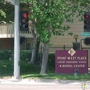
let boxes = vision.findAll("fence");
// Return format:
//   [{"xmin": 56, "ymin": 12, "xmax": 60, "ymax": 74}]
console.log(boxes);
[
  {"xmin": 48, "ymin": 45, "xmax": 90, "ymax": 67},
  {"xmin": 0, "ymin": 45, "xmax": 90, "ymax": 67},
  {"xmin": 48, "ymin": 45, "xmax": 72, "ymax": 52}
]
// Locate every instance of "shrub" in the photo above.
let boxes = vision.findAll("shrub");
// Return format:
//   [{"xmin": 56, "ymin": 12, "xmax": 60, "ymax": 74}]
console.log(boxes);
[
  {"xmin": 48, "ymin": 53, "xmax": 55, "ymax": 68},
  {"xmin": 0, "ymin": 50, "xmax": 55, "ymax": 68},
  {"xmin": 0, "ymin": 50, "xmax": 32, "ymax": 61},
  {"xmin": 0, "ymin": 50, "xmax": 12, "ymax": 60},
  {"xmin": 20, "ymin": 50, "xmax": 31, "ymax": 62}
]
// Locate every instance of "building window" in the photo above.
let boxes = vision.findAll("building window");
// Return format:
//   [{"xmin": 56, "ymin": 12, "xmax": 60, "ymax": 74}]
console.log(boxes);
[{"xmin": 26, "ymin": 43, "xmax": 31, "ymax": 50}]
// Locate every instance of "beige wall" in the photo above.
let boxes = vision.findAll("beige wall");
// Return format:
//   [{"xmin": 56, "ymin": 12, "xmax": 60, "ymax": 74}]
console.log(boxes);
[
  {"xmin": 50, "ymin": 16, "xmax": 90, "ymax": 67},
  {"xmin": 50, "ymin": 16, "xmax": 84, "ymax": 46},
  {"xmin": 20, "ymin": 38, "xmax": 34, "ymax": 50},
  {"xmin": 0, "ymin": 38, "xmax": 14, "ymax": 50},
  {"xmin": 0, "ymin": 38, "xmax": 34, "ymax": 50},
  {"xmin": 0, "ymin": 15, "xmax": 90, "ymax": 67}
]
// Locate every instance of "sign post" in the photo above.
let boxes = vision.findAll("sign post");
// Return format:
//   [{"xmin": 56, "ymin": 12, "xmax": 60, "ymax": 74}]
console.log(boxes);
[
  {"xmin": 6, "ymin": 0, "xmax": 20, "ymax": 79},
  {"xmin": 13, "ymin": 0, "xmax": 20, "ymax": 79}
]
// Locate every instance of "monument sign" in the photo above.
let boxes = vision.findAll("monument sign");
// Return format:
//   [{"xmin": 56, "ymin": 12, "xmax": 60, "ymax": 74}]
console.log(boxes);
[{"xmin": 55, "ymin": 49, "xmax": 88, "ymax": 74}]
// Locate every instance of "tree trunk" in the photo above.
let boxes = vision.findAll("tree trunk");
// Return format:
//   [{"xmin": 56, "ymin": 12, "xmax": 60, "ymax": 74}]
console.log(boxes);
[
  {"xmin": 40, "ymin": 42, "xmax": 49, "ymax": 74},
  {"xmin": 40, "ymin": 24, "xmax": 50, "ymax": 74},
  {"xmin": 35, "ymin": 38, "xmax": 40, "ymax": 64},
  {"xmin": 29, "ymin": 20, "xmax": 38, "ymax": 64},
  {"xmin": 30, "ymin": 38, "xmax": 37, "ymax": 64},
  {"xmin": 30, "ymin": 37, "xmax": 40, "ymax": 64}
]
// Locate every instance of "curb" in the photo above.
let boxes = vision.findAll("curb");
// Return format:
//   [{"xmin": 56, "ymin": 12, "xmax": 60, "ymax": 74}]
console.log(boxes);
[{"xmin": 0, "ymin": 78, "xmax": 90, "ymax": 85}]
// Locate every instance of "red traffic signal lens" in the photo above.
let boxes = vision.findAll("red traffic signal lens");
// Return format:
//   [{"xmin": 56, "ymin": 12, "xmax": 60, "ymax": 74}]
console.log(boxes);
[
  {"xmin": 23, "ymin": 13, "xmax": 28, "ymax": 18},
  {"xmin": 84, "ymin": 14, "xmax": 89, "ymax": 18}
]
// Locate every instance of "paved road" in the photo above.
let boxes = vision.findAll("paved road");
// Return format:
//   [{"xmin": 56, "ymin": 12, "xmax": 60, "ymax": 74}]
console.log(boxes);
[
  {"xmin": 0, "ymin": 83, "xmax": 89, "ymax": 90},
  {"xmin": 0, "ymin": 79, "xmax": 90, "ymax": 90}
]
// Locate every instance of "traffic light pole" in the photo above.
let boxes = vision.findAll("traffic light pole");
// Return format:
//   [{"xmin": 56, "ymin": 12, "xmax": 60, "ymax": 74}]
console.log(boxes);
[{"xmin": 13, "ymin": 0, "xmax": 20, "ymax": 79}]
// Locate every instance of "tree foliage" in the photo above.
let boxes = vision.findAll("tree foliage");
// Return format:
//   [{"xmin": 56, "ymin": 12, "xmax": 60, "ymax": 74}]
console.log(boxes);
[
  {"xmin": 0, "ymin": 3, "xmax": 14, "ymax": 22},
  {"xmin": 28, "ymin": 0, "xmax": 90, "ymax": 43},
  {"xmin": 26, "ymin": 0, "xmax": 90, "ymax": 74},
  {"xmin": 0, "ymin": 9, "xmax": 6, "ymax": 18},
  {"xmin": 1, "ymin": 0, "xmax": 90, "ymax": 74}
]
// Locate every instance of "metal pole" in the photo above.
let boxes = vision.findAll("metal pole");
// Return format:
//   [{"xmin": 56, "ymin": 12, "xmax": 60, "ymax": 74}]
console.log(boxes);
[
  {"xmin": 13, "ymin": 0, "xmax": 20, "ymax": 79},
  {"xmin": 80, "ymin": 39, "xmax": 84, "ymax": 50}
]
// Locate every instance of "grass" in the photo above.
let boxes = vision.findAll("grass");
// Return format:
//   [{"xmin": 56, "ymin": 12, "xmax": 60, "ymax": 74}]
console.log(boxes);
[
  {"xmin": 0, "ymin": 60, "xmax": 90, "ymax": 80},
  {"xmin": 22, "ymin": 73, "xmax": 90, "ymax": 80}
]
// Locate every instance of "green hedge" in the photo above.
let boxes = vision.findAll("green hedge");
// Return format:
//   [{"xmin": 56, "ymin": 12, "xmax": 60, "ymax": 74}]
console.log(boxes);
[
  {"xmin": 20, "ymin": 50, "xmax": 31, "ymax": 62},
  {"xmin": 0, "ymin": 50, "xmax": 12, "ymax": 60},
  {"xmin": 48, "ymin": 53, "xmax": 55, "ymax": 68},
  {"xmin": 0, "ymin": 50, "xmax": 55, "ymax": 67},
  {"xmin": 0, "ymin": 50, "xmax": 32, "ymax": 61}
]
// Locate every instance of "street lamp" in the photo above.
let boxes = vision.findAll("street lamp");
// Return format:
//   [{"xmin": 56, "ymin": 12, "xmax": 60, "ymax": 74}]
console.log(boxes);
[
  {"xmin": 73, "ymin": 35, "xmax": 80, "ymax": 50},
  {"xmin": 6, "ymin": 0, "xmax": 20, "ymax": 79},
  {"xmin": 74, "ymin": 35, "xmax": 78, "ymax": 42}
]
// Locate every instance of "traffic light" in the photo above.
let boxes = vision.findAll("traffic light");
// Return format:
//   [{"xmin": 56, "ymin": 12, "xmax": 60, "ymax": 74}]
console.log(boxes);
[
  {"xmin": 84, "ymin": 12, "xmax": 90, "ymax": 32},
  {"xmin": 20, "ymin": 11, "xmax": 29, "ymax": 31},
  {"xmin": 84, "ymin": 37, "xmax": 90, "ymax": 45},
  {"xmin": 73, "ymin": 42, "xmax": 80, "ymax": 50}
]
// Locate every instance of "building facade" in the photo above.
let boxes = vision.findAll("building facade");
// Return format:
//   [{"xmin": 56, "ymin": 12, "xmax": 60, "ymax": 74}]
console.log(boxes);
[
  {"xmin": 0, "ymin": 16, "xmax": 90, "ymax": 67},
  {"xmin": 50, "ymin": 15, "xmax": 90, "ymax": 67},
  {"xmin": 0, "ymin": 23, "xmax": 34, "ymax": 50}
]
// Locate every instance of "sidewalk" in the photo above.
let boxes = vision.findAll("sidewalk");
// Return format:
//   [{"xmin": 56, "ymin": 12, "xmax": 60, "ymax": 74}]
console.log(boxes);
[{"xmin": 0, "ymin": 78, "xmax": 90, "ymax": 85}]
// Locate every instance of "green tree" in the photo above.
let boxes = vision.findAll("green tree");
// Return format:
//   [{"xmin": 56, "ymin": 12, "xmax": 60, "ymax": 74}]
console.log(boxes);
[
  {"xmin": 2, "ymin": 0, "xmax": 90, "ymax": 74},
  {"xmin": 0, "ymin": 1, "xmax": 14, "ymax": 22},
  {"xmin": 0, "ymin": 0, "xmax": 6, "ymax": 21},
  {"xmin": 28, "ymin": 0, "xmax": 90, "ymax": 74},
  {"xmin": 0, "ymin": 9, "xmax": 6, "ymax": 19}
]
